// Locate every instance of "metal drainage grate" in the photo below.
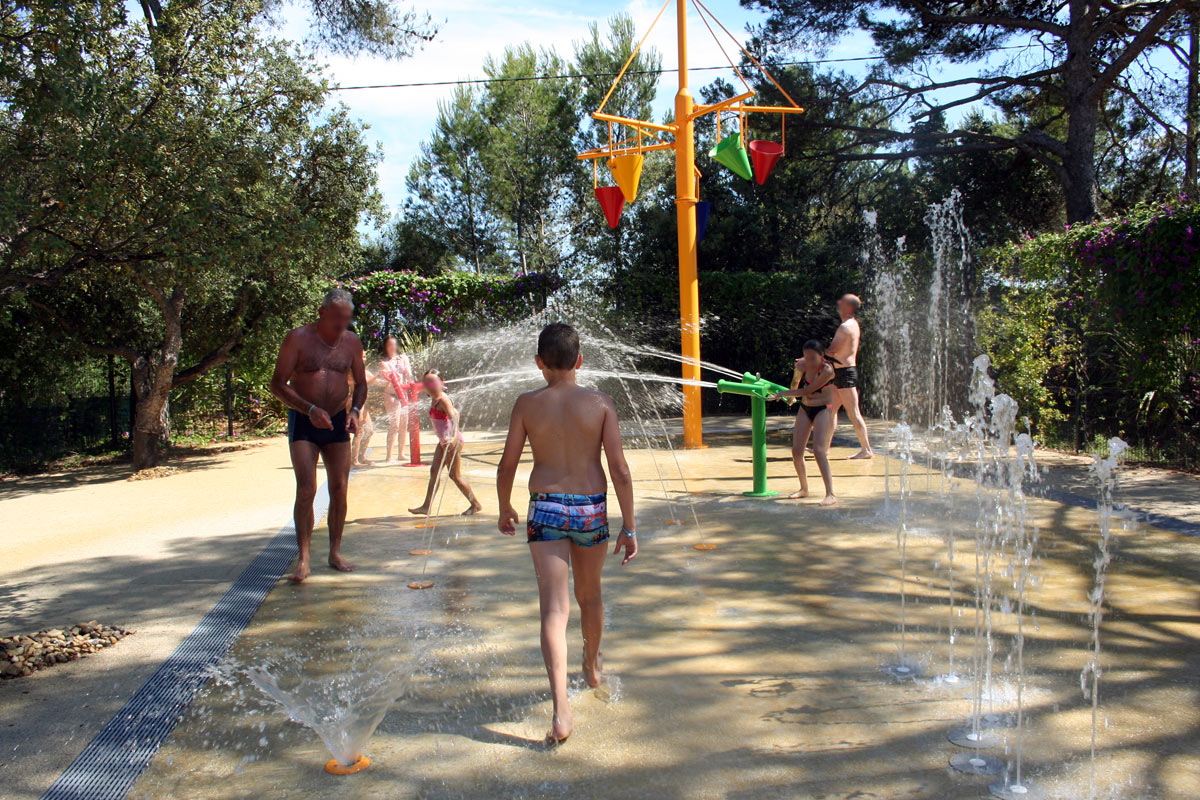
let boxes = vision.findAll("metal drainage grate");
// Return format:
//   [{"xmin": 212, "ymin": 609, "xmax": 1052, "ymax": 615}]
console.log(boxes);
[{"xmin": 40, "ymin": 486, "xmax": 330, "ymax": 800}]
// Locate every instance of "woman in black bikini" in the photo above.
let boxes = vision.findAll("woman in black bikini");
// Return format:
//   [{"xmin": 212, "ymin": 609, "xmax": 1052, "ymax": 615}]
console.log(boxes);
[{"xmin": 770, "ymin": 339, "xmax": 838, "ymax": 505}]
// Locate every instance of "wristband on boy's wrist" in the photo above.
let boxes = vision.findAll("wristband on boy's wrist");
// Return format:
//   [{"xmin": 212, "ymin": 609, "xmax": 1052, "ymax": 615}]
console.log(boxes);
[
  {"xmin": 306, "ymin": 403, "xmax": 316, "ymax": 417},
  {"xmin": 620, "ymin": 526, "xmax": 636, "ymax": 538}
]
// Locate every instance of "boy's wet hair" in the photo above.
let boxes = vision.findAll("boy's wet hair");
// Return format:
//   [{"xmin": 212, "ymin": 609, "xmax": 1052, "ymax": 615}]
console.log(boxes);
[
  {"xmin": 423, "ymin": 368, "xmax": 441, "ymax": 379},
  {"xmin": 802, "ymin": 339, "xmax": 824, "ymax": 353},
  {"xmin": 537, "ymin": 323, "xmax": 580, "ymax": 370}
]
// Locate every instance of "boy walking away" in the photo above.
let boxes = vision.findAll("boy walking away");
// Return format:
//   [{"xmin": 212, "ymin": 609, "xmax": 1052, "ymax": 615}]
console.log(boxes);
[{"xmin": 496, "ymin": 323, "xmax": 638, "ymax": 746}]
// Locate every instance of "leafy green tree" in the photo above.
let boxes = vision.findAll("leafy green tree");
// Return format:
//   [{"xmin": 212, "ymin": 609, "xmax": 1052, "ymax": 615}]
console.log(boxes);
[
  {"xmin": 744, "ymin": 0, "xmax": 1199, "ymax": 222},
  {"xmin": 573, "ymin": 14, "xmax": 664, "ymax": 279},
  {"xmin": 135, "ymin": 0, "xmax": 436, "ymax": 59},
  {"xmin": 478, "ymin": 44, "xmax": 582, "ymax": 274},
  {"xmin": 0, "ymin": 0, "xmax": 380, "ymax": 469},
  {"xmin": 405, "ymin": 86, "xmax": 506, "ymax": 272}
]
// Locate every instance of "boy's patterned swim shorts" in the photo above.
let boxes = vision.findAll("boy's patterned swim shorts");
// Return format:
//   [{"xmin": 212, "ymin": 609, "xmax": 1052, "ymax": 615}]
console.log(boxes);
[{"xmin": 527, "ymin": 492, "xmax": 610, "ymax": 548}]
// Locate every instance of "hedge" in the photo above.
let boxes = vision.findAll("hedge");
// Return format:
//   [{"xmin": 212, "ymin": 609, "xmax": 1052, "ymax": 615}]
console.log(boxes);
[
  {"xmin": 339, "ymin": 269, "xmax": 564, "ymax": 342},
  {"xmin": 978, "ymin": 195, "xmax": 1199, "ymax": 462}
]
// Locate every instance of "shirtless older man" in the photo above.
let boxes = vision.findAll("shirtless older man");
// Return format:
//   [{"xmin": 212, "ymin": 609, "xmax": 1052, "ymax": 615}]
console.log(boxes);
[
  {"xmin": 270, "ymin": 289, "xmax": 367, "ymax": 582},
  {"xmin": 826, "ymin": 293, "xmax": 874, "ymax": 459}
]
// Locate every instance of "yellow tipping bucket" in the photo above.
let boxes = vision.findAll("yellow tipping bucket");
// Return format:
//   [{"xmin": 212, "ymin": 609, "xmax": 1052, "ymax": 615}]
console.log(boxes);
[{"xmin": 607, "ymin": 153, "xmax": 644, "ymax": 203}]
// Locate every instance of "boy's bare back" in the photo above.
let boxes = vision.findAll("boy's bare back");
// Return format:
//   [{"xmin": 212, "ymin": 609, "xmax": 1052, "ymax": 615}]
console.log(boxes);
[{"xmin": 514, "ymin": 383, "xmax": 617, "ymax": 495}]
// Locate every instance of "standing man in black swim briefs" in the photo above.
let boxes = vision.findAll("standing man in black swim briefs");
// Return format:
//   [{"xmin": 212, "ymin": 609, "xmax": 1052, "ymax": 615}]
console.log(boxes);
[
  {"xmin": 826, "ymin": 293, "xmax": 874, "ymax": 459},
  {"xmin": 270, "ymin": 288, "xmax": 367, "ymax": 583}
]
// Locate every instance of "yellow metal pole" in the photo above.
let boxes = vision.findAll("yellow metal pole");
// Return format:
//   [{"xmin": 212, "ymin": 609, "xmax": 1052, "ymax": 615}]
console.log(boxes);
[{"xmin": 675, "ymin": 0, "xmax": 703, "ymax": 448}]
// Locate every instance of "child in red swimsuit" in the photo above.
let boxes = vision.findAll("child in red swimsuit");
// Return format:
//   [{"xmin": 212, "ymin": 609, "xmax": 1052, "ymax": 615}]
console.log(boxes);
[{"xmin": 408, "ymin": 369, "xmax": 482, "ymax": 517}]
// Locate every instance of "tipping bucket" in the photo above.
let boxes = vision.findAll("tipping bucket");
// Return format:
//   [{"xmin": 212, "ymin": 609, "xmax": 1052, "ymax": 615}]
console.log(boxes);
[
  {"xmin": 608, "ymin": 153, "xmax": 643, "ymax": 203},
  {"xmin": 696, "ymin": 201, "xmax": 711, "ymax": 243},
  {"xmin": 594, "ymin": 186, "xmax": 625, "ymax": 228},
  {"xmin": 749, "ymin": 140, "xmax": 784, "ymax": 185},
  {"xmin": 710, "ymin": 132, "xmax": 752, "ymax": 180}
]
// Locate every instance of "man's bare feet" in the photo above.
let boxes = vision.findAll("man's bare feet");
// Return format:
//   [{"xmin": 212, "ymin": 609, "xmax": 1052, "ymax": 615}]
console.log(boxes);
[
  {"xmin": 848, "ymin": 450, "xmax": 874, "ymax": 460},
  {"xmin": 820, "ymin": 495, "xmax": 838, "ymax": 506},
  {"xmin": 547, "ymin": 711, "xmax": 573, "ymax": 745},
  {"xmin": 287, "ymin": 560, "xmax": 311, "ymax": 583},
  {"xmin": 409, "ymin": 506, "xmax": 429, "ymax": 516},
  {"xmin": 462, "ymin": 501, "xmax": 483, "ymax": 516},
  {"xmin": 583, "ymin": 650, "xmax": 603, "ymax": 688},
  {"xmin": 328, "ymin": 554, "xmax": 356, "ymax": 572},
  {"xmin": 788, "ymin": 488, "xmax": 809, "ymax": 499}
]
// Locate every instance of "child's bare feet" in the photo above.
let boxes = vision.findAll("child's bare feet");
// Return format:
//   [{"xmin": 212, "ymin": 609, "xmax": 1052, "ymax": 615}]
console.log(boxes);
[
  {"xmin": 409, "ymin": 505, "xmax": 429, "ymax": 516},
  {"xmin": 848, "ymin": 450, "xmax": 874, "ymax": 460},
  {"xmin": 820, "ymin": 494, "xmax": 838, "ymax": 506},
  {"xmin": 547, "ymin": 711, "xmax": 573, "ymax": 745},
  {"xmin": 788, "ymin": 488, "xmax": 808, "ymax": 499},
  {"xmin": 583, "ymin": 650, "xmax": 603, "ymax": 688},
  {"xmin": 462, "ymin": 501, "xmax": 483, "ymax": 516},
  {"xmin": 328, "ymin": 554, "xmax": 356, "ymax": 572},
  {"xmin": 287, "ymin": 559, "xmax": 311, "ymax": 583}
]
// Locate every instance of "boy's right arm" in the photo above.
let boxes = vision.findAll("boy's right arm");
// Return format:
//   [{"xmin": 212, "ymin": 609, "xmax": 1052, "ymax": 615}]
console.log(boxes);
[{"xmin": 496, "ymin": 398, "xmax": 528, "ymax": 536}]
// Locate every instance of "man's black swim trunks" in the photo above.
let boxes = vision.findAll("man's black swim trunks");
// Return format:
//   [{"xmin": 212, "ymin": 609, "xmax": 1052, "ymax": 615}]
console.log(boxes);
[
  {"xmin": 833, "ymin": 366, "xmax": 859, "ymax": 389},
  {"xmin": 287, "ymin": 408, "xmax": 350, "ymax": 446}
]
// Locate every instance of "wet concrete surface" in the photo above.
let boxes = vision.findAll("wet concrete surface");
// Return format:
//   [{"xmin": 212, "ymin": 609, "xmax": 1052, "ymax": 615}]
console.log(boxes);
[{"xmin": 125, "ymin": 431, "xmax": 1200, "ymax": 800}]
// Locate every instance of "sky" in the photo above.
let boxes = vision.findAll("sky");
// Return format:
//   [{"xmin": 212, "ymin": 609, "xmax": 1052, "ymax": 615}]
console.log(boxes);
[
  {"xmin": 275, "ymin": 1, "xmax": 1188, "ymax": 228},
  {"xmin": 277, "ymin": 0, "xmax": 873, "ymax": 220}
]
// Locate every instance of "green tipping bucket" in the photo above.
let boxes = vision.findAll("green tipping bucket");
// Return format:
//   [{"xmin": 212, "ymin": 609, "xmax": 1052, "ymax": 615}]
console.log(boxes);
[{"xmin": 710, "ymin": 132, "xmax": 752, "ymax": 180}]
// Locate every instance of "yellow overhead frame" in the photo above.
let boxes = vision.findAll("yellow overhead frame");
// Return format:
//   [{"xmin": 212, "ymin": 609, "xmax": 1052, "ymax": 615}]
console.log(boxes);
[{"xmin": 577, "ymin": 0, "xmax": 804, "ymax": 449}]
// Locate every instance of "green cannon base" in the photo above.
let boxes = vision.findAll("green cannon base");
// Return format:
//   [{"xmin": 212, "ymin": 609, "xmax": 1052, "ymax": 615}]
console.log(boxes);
[{"xmin": 717, "ymin": 372, "xmax": 791, "ymax": 498}]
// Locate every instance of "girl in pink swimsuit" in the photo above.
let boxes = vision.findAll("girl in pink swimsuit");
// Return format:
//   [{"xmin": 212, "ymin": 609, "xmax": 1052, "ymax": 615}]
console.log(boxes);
[{"xmin": 408, "ymin": 369, "xmax": 482, "ymax": 517}]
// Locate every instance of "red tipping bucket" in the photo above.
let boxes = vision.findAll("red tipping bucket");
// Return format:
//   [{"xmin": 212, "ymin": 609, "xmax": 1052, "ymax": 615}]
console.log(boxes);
[
  {"xmin": 749, "ymin": 140, "xmax": 784, "ymax": 185},
  {"xmin": 594, "ymin": 186, "xmax": 625, "ymax": 228}
]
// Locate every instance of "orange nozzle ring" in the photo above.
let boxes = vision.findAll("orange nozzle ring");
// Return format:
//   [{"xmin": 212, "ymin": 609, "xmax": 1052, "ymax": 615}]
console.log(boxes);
[{"xmin": 325, "ymin": 755, "xmax": 370, "ymax": 775}]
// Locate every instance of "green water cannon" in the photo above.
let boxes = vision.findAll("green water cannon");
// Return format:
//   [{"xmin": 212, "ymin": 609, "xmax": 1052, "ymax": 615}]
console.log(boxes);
[{"xmin": 716, "ymin": 372, "xmax": 791, "ymax": 497}]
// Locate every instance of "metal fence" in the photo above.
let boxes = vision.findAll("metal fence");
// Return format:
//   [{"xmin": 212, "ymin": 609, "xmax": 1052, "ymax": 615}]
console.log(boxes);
[{"xmin": 0, "ymin": 396, "xmax": 129, "ymax": 468}]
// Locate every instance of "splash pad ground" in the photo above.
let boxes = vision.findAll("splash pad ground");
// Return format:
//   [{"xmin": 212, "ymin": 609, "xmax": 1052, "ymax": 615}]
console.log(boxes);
[
  {"xmin": 111, "ymin": 419, "xmax": 1200, "ymax": 800},
  {"xmin": 2, "ymin": 419, "xmax": 1197, "ymax": 799}
]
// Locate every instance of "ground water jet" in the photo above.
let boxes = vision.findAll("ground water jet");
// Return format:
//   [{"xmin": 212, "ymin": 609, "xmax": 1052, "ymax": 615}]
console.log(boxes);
[
  {"xmin": 948, "ymin": 356, "xmax": 1004, "ymax": 761},
  {"xmin": 1078, "ymin": 436, "xmax": 1131, "ymax": 800},
  {"xmin": 882, "ymin": 422, "xmax": 921, "ymax": 680},
  {"xmin": 246, "ymin": 652, "xmax": 419, "ymax": 774}
]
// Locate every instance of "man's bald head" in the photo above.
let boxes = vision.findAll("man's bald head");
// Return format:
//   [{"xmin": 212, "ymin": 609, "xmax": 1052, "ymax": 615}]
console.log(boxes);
[{"xmin": 838, "ymin": 294, "xmax": 862, "ymax": 317}]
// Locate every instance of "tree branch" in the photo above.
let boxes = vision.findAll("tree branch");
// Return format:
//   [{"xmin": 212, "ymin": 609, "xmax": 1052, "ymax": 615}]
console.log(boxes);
[
  {"xmin": 913, "ymin": 4, "xmax": 1069, "ymax": 37},
  {"xmin": 24, "ymin": 297, "xmax": 141, "ymax": 361},
  {"xmin": 171, "ymin": 288, "xmax": 265, "ymax": 387},
  {"xmin": 1090, "ymin": 0, "xmax": 1192, "ymax": 99}
]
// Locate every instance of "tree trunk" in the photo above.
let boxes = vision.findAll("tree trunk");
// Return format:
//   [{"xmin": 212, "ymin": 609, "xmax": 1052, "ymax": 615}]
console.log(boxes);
[
  {"xmin": 1187, "ymin": 9, "xmax": 1198, "ymax": 196},
  {"xmin": 107, "ymin": 355, "xmax": 119, "ymax": 446},
  {"xmin": 130, "ymin": 356, "xmax": 176, "ymax": 469},
  {"xmin": 1063, "ymin": 11, "xmax": 1101, "ymax": 224},
  {"xmin": 225, "ymin": 364, "xmax": 234, "ymax": 438},
  {"xmin": 129, "ymin": 286, "xmax": 185, "ymax": 470}
]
